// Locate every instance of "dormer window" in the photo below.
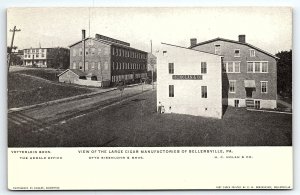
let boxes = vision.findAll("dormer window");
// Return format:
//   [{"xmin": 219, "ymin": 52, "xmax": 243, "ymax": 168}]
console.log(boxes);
[{"xmin": 234, "ymin": 49, "xmax": 240, "ymax": 57}]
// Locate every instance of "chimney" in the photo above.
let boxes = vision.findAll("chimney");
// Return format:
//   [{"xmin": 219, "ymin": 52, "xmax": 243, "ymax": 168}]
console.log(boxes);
[
  {"xmin": 238, "ymin": 35, "xmax": 246, "ymax": 43},
  {"xmin": 190, "ymin": 38, "xmax": 197, "ymax": 47},
  {"xmin": 82, "ymin": 29, "xmax": 86, "ymax": 40}
]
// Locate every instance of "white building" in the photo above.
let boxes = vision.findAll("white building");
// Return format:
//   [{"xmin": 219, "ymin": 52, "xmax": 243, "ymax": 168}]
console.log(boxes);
[
  {"xmin": 157, "ymin": 43, "xmax": 223, "ymax": 119},
  {"xmin": 23, "ymin": 48, "xmax": 48, "ymax": 67}
]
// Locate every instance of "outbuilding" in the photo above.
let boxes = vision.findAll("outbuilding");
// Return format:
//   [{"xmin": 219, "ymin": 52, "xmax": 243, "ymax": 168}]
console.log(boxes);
[{"xmin": 58, "ymin": 69, "xmax": 86, "ymax": 83}]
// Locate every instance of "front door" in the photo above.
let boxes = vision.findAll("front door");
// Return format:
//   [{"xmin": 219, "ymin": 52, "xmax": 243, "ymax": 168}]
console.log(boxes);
[{"xmin": 245, "ymin": 88, "xmax": 253, "ymax": 98}]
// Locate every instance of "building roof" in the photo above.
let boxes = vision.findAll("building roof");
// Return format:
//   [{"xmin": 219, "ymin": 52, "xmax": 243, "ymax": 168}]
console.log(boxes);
[
  {"xmin": 58, "ymin": 69, "xmax": 87, "ymax": 77},
  {"xmin": 161, "ymin": 42, "xmax": 223, "ymax": 56},
  {"xmin": 189, "ymin": 37, "xmax": 279, "ymax": 59},
  {"xmin": 69, "ymin": 37, "xmax": 147, "ymax": 53}
]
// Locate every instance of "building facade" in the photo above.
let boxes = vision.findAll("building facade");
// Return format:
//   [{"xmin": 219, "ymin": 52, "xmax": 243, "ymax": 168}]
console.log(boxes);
[
  {"xmin": 23, "ymin": 47, "xmax": 69, "ymax": 68},
  {"xmin": 67, "ymin": 32, "xmax": 148, "ymax": 86},
  {"xmin": 157, "ymin": 43, "xmax": 223, "ymax": 119},
  {"xmin": 190, "ymin": 35, "xmax": 278, "ymax": 109}
]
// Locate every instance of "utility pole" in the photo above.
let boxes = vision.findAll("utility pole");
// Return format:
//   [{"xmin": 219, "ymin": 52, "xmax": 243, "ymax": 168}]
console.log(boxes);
[
  {"xmin": 8, "ymin": 26, "xmax": 21, "ymax": 70},
  {"xmin": 150, "ymin": 40, "xmax": 154, "ymax": 89},
  {"xmin": 82, "ymin": 29, "xmax": 86, "ymax": 71}
]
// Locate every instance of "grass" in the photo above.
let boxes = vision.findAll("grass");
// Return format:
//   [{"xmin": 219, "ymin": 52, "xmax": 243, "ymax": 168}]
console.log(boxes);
[
  {"xmin": 15, "ymin": 68, "xmax": 63, "ymax": 82},
  {"xmin": 8, "ymin": 90, "xmax": 292, "ymax": 147},
  {"xmin": 8, "ymin": 73, "xmax": 93, "ymax": 108}
]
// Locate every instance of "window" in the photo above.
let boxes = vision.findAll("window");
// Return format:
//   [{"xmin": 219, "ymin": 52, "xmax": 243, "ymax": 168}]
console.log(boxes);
[
  {"xmin": 73, "ymin": 49, "xmax": 77, "ymax": 56},
  {"xmin": 41, "ymin": 54, "xmax": 45, "ymax": 57},
  {"xmin": 227, "ymin": 62, "xmax": 234, "ymax": 73},
  {"xmin": 255, "ymin": 62, "xmax": 260, "ymax": 73},
  {"xmin": 79, "ymin": 48, "xmax": 83, "ymax": 56},
  {"xmin": 234, "ymin": 49, "xmax": 240, "ymax": 57},
  {"xmin": 229, "ymin": 80, "xmax": 236, "ymax": 93},
  {"xmin": 255, "ymin": 100, "xmax": 261, "ymax": 109},
  {"xmin": 73, "ymin": 62, "xmax": 76, "ymax": 69},
  {"xmin": 201, "ymin": 86, "xmax": 207, "ymax": 98},
  {"xmin": 262, "ymin": 62, "xmax": 268, "ymax": 73},
  {"xmin": 261, "ymin": 81, "xmax": 268, "ymax": 93},
  {"xmin": 36, "ymin": 54, "xmax": 39, "ymax": 58},
  {"xmin": 169, "ymin": 85, "xmax": 174, "ymax": 97},
  {"xmin": 201, "ymin": 62, "xmax": 207, "ymax": 74},
  {"xmin": 98, "ymin": 48, "xmax": 101, "ymax": 55},
  {"xmin": 91, "ymin": 62, "xmax": 95, "ymax": 70},
  {"xmin": 79, "ymin": 62, "xmax": 82, "ymax": 69},
  {"xmin": 224, "ymin": 62, "xmax": 240, "ymax": 73},
  {"xmin": 247, "ymin": 61, "xmax": 269, "ymax": 73},
  {"xmin": 247, "ymin": 62, "xmax": 253, "ymax": 72},
  {"xmin": 234, "ymin": 100, "xmax": 239, "ymax": 107},
  {"xmin": 250, "ymin": 49, "xmax": 255, "ymax": 57},
  {"xmin": 234, "ymin": 62, "xmax": 240, "ymax": 73},
  {"xmin": 85, "ymin": 62, "xmax": 89, "ymax": 69},
  {"xmin": 169, "ymin": 63, "xmax": 174, "ymax": 74},
  {"xmin": 215, "ymin": 45, "xmax": 221, "ymax": 55},
  {"xmin": 85, "ymin": 49, "xmax": 89, "ymax": 56}
]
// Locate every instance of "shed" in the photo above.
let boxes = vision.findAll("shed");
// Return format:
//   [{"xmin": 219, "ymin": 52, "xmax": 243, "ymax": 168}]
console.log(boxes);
[{"xmin": 58, "ymin": 69, "xmax": 87, "ymax": 83}]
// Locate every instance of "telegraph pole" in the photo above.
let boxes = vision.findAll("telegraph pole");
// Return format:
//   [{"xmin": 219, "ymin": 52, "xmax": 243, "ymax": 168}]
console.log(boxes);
[
  {"xmin": 150, "ymin": 40, "xmax": 154, "ymax": 89},
  {"xmin": 8, "ymin": 26, "xmax": 21, "ymax": 70}
]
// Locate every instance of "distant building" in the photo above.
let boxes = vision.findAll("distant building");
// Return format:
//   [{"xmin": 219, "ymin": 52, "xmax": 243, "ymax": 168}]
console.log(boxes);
[
  {"xmin": 157, "ymin": 42, "xmax": 223, "ymax": 119},
  {"xmin": 23, "ymin": 47, "xmax": 70, "ymax": 68},
  {"xmin": 190, "ymin": 35, "xmax": 278, "ymax": 109},
  {"xmin": 64, "ymin": 30, "xmax": 148, "ymax": 87}
]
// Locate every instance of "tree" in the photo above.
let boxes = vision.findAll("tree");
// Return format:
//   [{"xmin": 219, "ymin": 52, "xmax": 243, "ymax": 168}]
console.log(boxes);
[
  {"xmin": 7, "ymin": 46, "xmax": 22, "ymax": 66},
  {"xmin": 275, "ymin": 50, "xmax": 292, "ymax": 98}
]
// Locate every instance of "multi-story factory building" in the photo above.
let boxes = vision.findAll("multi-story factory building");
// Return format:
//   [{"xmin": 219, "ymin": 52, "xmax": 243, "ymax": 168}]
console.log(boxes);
[
  {"xmin": 189, "ymin": 35, "xmax": 278, "ymax": 109},
  {"xmin": 62, "ymin": 30, "xmax": 148, "ymax": 87},
  {"xmin": 157, "ymin": 42, "xmax": 223, "ymax": 119}
]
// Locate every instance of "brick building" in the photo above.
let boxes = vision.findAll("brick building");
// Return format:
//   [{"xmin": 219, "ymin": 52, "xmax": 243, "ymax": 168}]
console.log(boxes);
[
  {"xmin": 23, "ymin": 47, "xmax": 69, "ymax": 68},
  {"xmin": 189, "ymin": 35, "xmax": 278, "ymax": 109},
  {"xmin": 66, "ymin": 31, "xmax": 148, "ymax": 87}
]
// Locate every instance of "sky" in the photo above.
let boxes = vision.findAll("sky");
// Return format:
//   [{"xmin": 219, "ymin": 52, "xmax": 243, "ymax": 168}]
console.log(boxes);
[{"xmin": 7, "ymin": 7, "xmax": 292, "ymax": 54}]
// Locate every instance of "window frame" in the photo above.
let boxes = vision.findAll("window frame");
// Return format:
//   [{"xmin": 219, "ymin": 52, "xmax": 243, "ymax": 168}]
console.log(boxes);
[
  {"xmin": 234, "ymin": 49, "xmax": 240, "ymax": 57},
  {"xmin": 201, "ymin": 62, "xmax": 207, "ymax": 74},
  {"xmin": 169, "ymin": 85, "xmax": 174, "ymax": 97},
  {"xmin": 261, "ymin": 81, "xmax": 268, "ymax": 93},
  {"xmin": 229, "ymin": 80, "xmax": 236, "ymax": 93},
  {"xmin": 224, "ymin": 61, "xmax": 241, "ymax": 73},
  {"xmin": 247, "ymin": 61, "xmax": 269, "ymax": 73},
  {"xmin": 214, "ymin": 44, "xmax": 221, "ymax": 55},
  {"xmin": 250, "ymin": 49, "xmax": 255, "ymax": 57},
  {"xmin": 169, "ymin": 63, "xmax": 174, "ymax": 74},
  {"xmin": 201, "ymin": 86, "xmax": 207, "ymax": 98},
  {"xmin": 261, "ymin": 62, "xmax": 268, "ymax": 73},
  {"xmin": 247, "ymin": 62, "xmax": 254, "ymax": 73}
]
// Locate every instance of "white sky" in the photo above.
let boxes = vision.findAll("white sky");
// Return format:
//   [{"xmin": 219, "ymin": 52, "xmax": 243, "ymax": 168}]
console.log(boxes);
[{"xmin": 7, "ymin": 7, "xmax": 292, "ymax": 54}]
